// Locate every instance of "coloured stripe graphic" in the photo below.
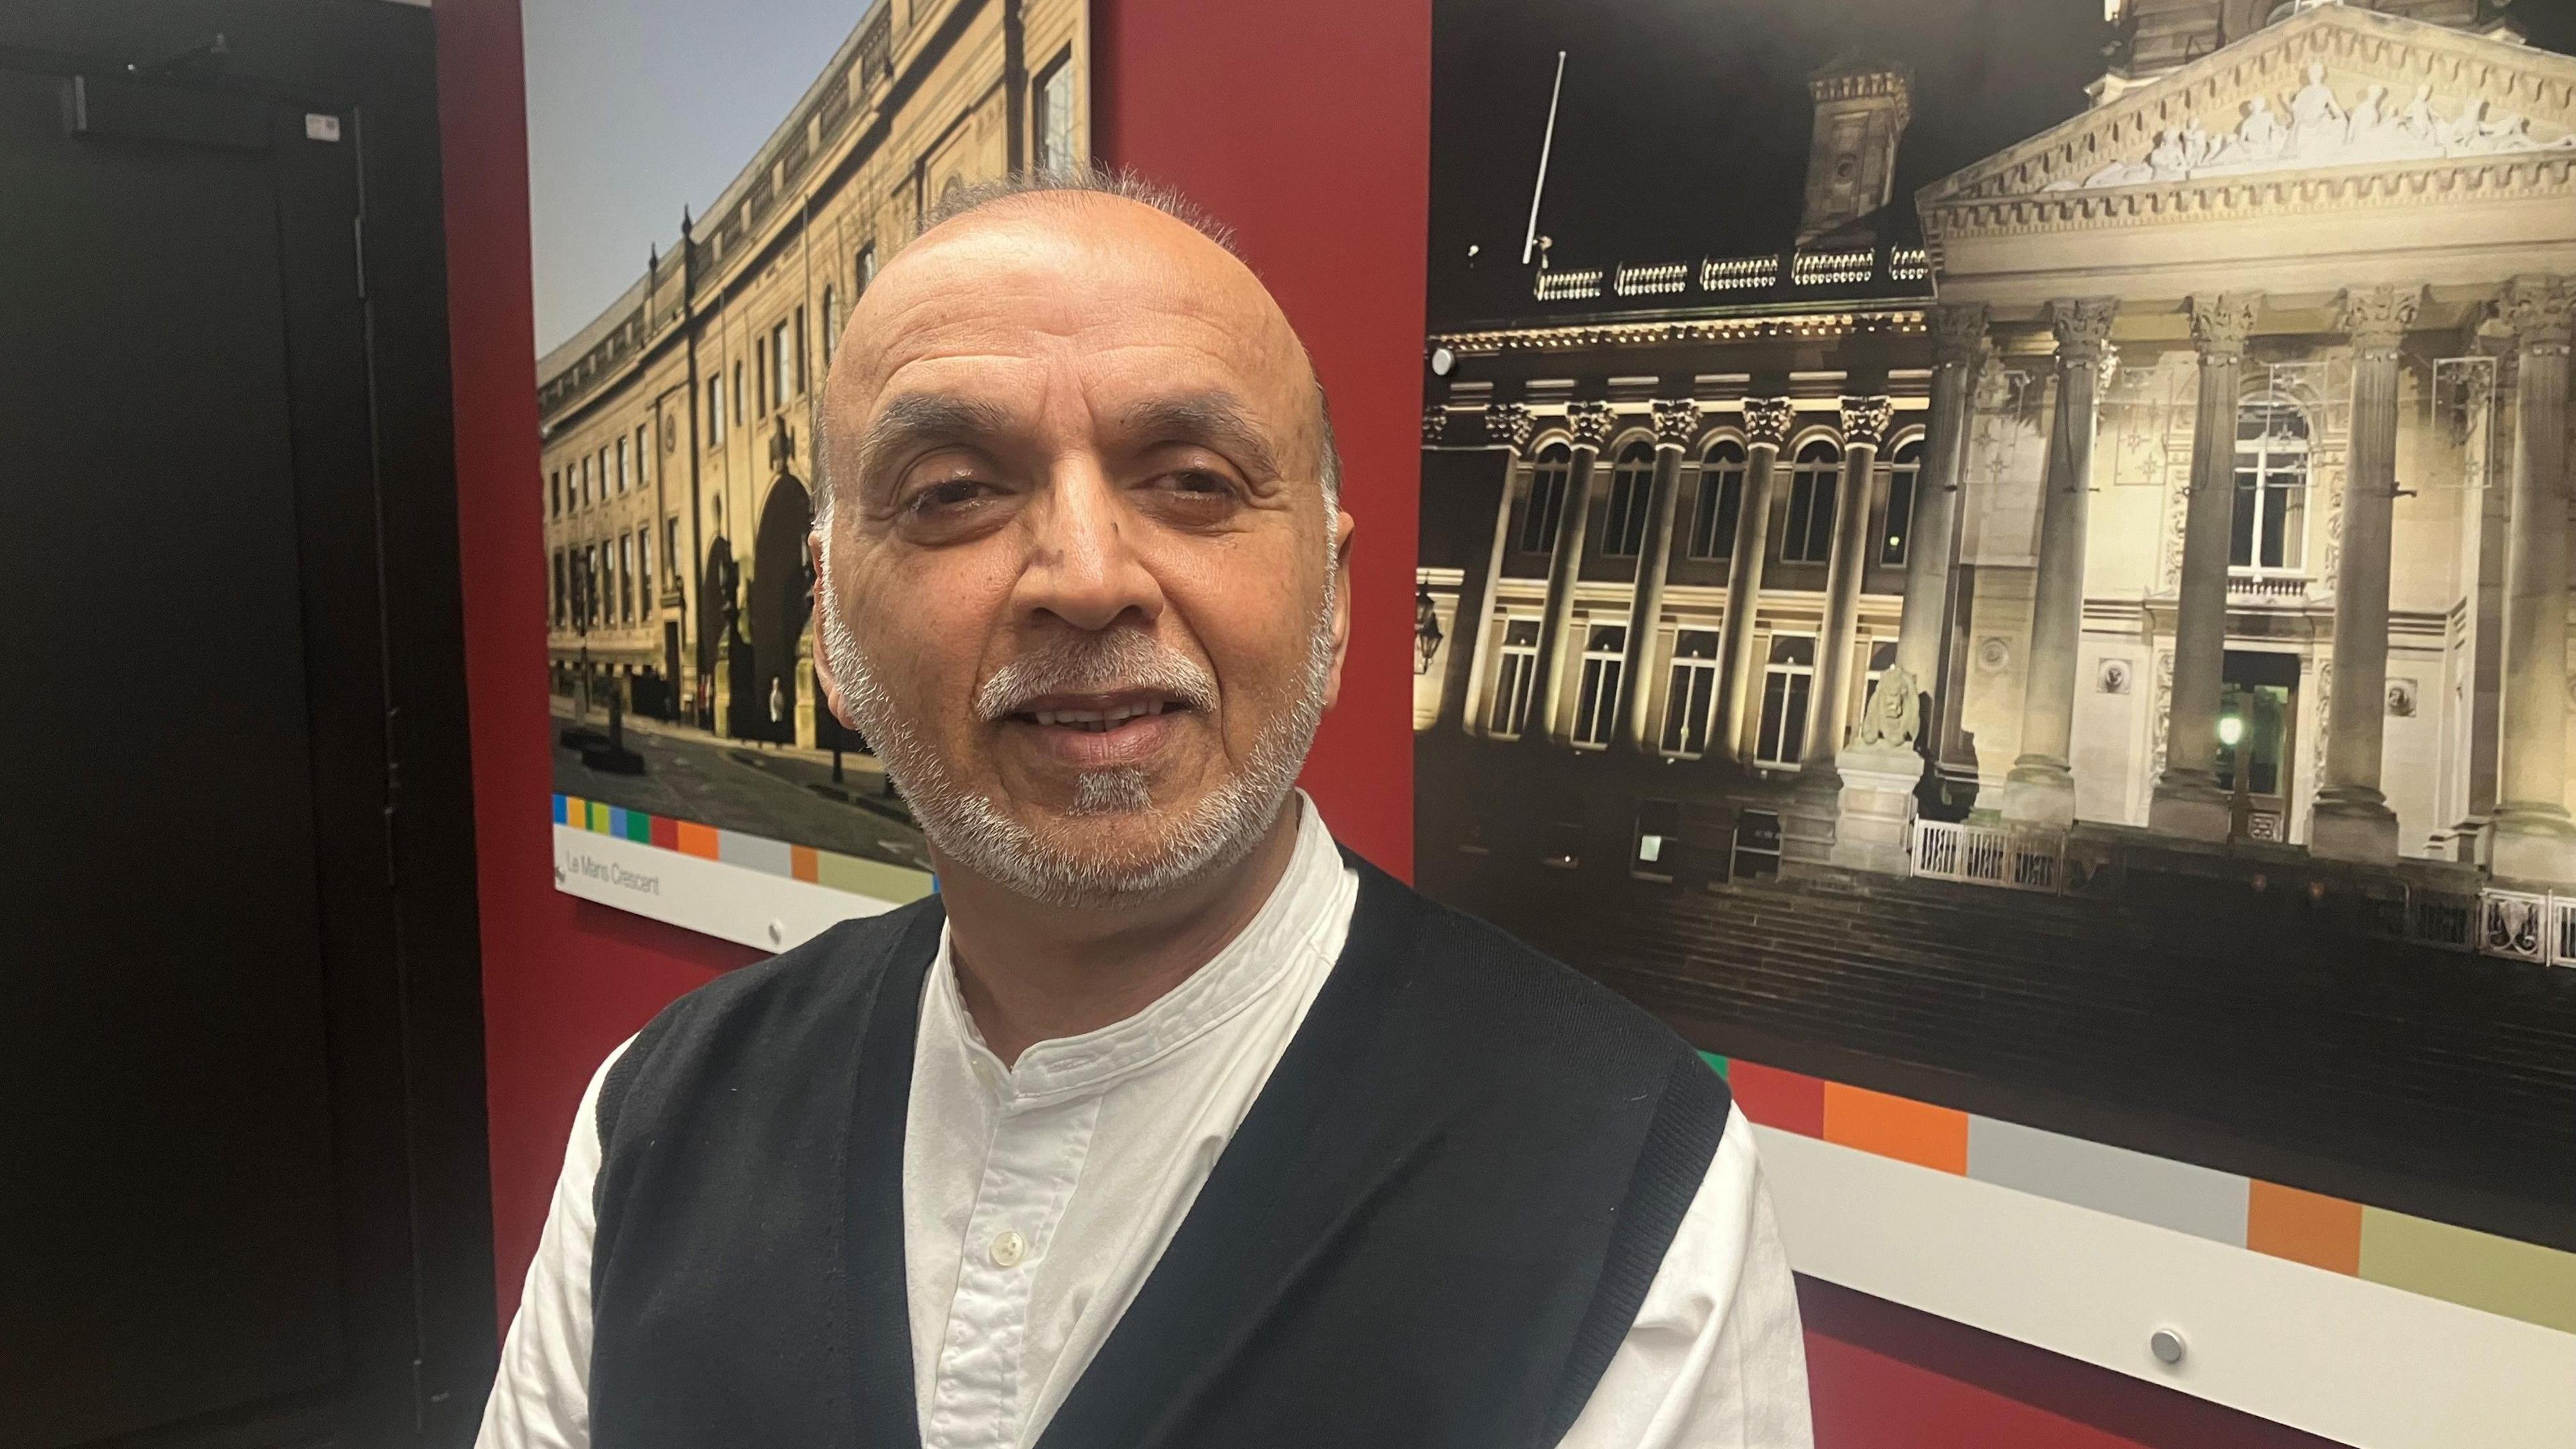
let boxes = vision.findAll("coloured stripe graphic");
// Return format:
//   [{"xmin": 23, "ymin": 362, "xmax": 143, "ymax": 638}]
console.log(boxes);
[
  {"xmin": 554, "ymin": 794, "xmax": 935, "ymax": 906},
  {"xmin": 1699, "ymin": 1051, "xmax": 2576, "ymax": 1336}
]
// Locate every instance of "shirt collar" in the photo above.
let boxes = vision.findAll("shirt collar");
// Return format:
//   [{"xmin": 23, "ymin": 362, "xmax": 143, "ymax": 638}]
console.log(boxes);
[{"xmin": 934, "ymin": 792, "xmax": 1345, "ymax": 1101}]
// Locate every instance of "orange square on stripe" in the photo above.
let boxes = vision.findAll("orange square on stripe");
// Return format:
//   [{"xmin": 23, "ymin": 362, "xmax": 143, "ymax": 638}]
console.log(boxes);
[
  {"xmin": 1821, "ymin": 1082, "xmax": 1968, "ymax": 1175},
  {"xmin": 791, "ymin": 845, "xmax": 820, "ymax": 883},
  {"xmin": 674, "ymin": 820, "xmax": 723, "ymax": 860},
  {"xmin": 2247, "ymin": 1180, "xmax": 2363, "ymax": 1275}
]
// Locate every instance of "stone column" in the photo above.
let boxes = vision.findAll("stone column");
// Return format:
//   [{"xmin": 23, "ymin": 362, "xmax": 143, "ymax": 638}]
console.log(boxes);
[
  {"xmin": 2491, "ymin": 275, "xmax": 2576, "ymax": 883},
  {"xmin": 1805, "ymin": 396, "xmax": 1894, "ymax": 768},
  {"xmin": 1443, "ymin": 402, "xmax": 1535, "ymax": 733},
  {"xmin": 1890, "ymin": 305, "xmax": 1988, "ymax": 720},
  {"xmin": 1790, "ymin": 395, "xmax": 1892, "ymax": 867},
  {"xmin": 2449, "ymin": 330, "xmax": 2516, "ymax": 850},
  {"xmin": 2312, "ymin": 285, "xmax": 2422, "ymax": 862},
  {"xmin": 1712, "ymin": 398, "xmax": 1796, "ymax": 765},
  {"xmin": 2002, "ymin": 297, "xmax": 2118, "ymax": 829},
  {"xmin": 2149, "ymin": 292, "xmax": 2263, "ymax": 840},
  {"xmin": 1523, "ymin": 400, "xmax": 1614, "ymax": 745},
  {"xmin": 1618, "ymin": 399, "xmax": 1700, "ymax": 751}
]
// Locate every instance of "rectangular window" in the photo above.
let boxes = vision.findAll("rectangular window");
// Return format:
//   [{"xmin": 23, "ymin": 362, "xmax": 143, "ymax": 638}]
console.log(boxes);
[
  {"xmin": 549, "ymin": 470, "xmax": 561, "ymax": 519},
  {"xmin": 1519, "ymin": 458, "xmax": 1570, "ymax": 553},
  {"xmin": 1780, "ymin": 473, "xmax": 1836, "ymax": 564},
  {"xmin": 794, "ymin": 307, "xmax": 808, "ymax": 396},
  {"xmin": 1688, "ymin": 453, "xmax": 1744, "ymax": 561},
  {"xmin": 1034, "ymin": 53, "xmax": 1075, "ymax": 172},
  {"xmin": 1487, "ymin": 617, "xmax": 1543, "ymax": 739},
  {"xmin": 1572, "ymin": 624, "xmax": 1628, "ymax": 749},
  {"xmin": 583, "ymin": 546, "xmax": 598, "ymax": 625},
  {"xmin": 636, "ymin": 425, "xmax": 650, "ymax": 488},
  {"xmin": 552, "ymin": 551, "xmax": 567, "ymax": 625},
  {"xmin": 1880, "ymin": 441, "xmax": 1922, "ymax": 567},
  {"xmin": 1756, "ymin": 634, "xmax": 1816, "ymax": 767},
  {"xmin": 1601, "ymin": 453, "xmax": 1654, "ymax": 559},
  {"xmin": 707, "ymin": 376, "xmax": 724, "ymax": 447},
  {"xmin": 580, "ymin": 455, "xmax": 592, "ymax": 507},
  {"xmin": 619, "ymin": 535, "xmax": 635, "ymax": 623},
  {"xmin": 616, "ymin": 437, "xmax": 630, "ymax": 494},
  {"xmin": 638, "ymin": 526, "xmax": 653, "ymax": 608},
  {"xmin": 667, "ymin": 519, "xmax": 682, "ymax": 588},
  {"xmin": 1660, "ymin": 628, "xmax": 1723, "ymax": 757},
  {"xmin": 733, "ymin": 361, "xmax": 744, "ymax": 429},
  {"xmin": 755, "ymin": 341, "xmax": 770, "ymax": 417}
]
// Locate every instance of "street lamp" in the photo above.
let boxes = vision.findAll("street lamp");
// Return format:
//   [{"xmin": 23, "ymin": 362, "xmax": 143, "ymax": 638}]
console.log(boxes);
[
  {"xmin": 1413, "ymin": 583, "xmax": 1446, "ymax": 675},
  {"xmin": 2219, "ymin": 713, "xmax": 2252, "ymax": 841}
]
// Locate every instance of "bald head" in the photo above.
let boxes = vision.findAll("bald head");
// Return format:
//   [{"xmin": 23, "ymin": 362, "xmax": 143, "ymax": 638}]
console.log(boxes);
[
  {"xmin": 804, "ymin": 170, "xmax": 1356, "ymax": 908},
  {"xmin": 816, "ymin": 172, "xmax": 1336, "ymax": 530}
]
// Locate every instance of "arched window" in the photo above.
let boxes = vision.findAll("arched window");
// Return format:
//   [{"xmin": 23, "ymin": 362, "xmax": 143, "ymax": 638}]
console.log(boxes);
[
  {"xmin": 1519, "ymin": 444, "xmax": 1573, "ymax": 553},
  {"xmin": 1689, "ymin": 439, "xmax": 1746, "ymax": 561},
  {"xmin": 1601, "ymin": 441, "xmax": 1658, "ymax": 558},
  {"xmin": 2232, "ymin": 397, "xmax": 2308, "ymax": 572},
  {"xmin": 1880, "ymin": 436, "xmax": 1925, "ymax": 566},
  {"xmin": 1779, "ymin": 439, "xmax": 1841, "ymax": 564}
]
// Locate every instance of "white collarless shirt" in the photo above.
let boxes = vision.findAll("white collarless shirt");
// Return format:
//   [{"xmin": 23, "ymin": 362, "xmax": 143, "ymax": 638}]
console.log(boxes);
[{"xmin": 479, "ymin": 796, "xmax": 1812, "ymax": 1449}]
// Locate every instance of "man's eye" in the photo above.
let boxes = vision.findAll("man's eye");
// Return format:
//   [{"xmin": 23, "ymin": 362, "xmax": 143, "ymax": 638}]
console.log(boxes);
[
  {"xmin": 1161, "ymin": 469, "xmax": 1234, "ymax": 496},
  {"xmin": 910, "ymin": 478, "xmax": 991, "ymax": 514}
]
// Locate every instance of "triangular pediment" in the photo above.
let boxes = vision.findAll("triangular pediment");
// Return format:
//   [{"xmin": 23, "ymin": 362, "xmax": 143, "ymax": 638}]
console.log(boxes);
[{"xmin": 1921, "ymin": 5, "xmax": 2576, "ymax": 207}]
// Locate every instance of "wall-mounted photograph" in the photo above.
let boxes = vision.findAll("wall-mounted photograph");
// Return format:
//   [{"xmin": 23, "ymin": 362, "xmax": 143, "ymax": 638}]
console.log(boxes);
[
  {"xmin": 527, "ymin": 0, "xmax": 1087, "ymax": 942},
  {"xmin": 1417, "ymin": 0, "xmax": 2576, "ymax": 1435}
]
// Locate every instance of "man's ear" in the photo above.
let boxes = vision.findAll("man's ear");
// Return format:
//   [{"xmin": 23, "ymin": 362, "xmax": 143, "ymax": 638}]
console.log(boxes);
[
  {"xmin": 807, "ymin": 532, "xmax": 852, "ymax": 726},
  {"xmin": 1321, "ymin": 508, "xmax": 1356, "ymax": 711}
]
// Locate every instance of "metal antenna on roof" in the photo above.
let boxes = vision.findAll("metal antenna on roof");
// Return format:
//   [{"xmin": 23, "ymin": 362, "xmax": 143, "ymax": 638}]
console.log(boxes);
[{"xmin": 1521, "ymin": 50, "xmax": 1567, "ymax": 268}]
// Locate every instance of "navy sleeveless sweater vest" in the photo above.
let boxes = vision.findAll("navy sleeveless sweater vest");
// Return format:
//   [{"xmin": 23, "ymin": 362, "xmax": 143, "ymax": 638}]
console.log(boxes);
[{"xmin": 588, "ymin": 855, "xmax": 1732, "ymax": 1449}]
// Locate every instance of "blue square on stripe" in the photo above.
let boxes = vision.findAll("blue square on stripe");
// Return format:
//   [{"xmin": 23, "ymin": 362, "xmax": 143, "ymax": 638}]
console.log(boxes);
[
  {"xmin": 552, "ymin": 794, "xmax": 568, "ymax": 824},
  {"xmin": 608, "ymin": 806, "xmax": 629, "ymax": 837}
]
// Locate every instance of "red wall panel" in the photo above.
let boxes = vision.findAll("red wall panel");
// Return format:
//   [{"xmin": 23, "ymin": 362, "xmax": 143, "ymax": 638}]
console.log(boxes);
[
  {"xmin": 436, "ymin": 1, "xmax": 2341, "ymax": 1443},
  {"xmin": 1093, "ymin": 0, "xmax": 1428, "ymax": 879},
  {"xmin": 434, "ymin": 0, "xmax": 759, "ymax": 1303}
]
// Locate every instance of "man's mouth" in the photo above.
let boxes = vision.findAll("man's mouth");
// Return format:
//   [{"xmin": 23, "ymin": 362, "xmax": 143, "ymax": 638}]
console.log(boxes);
[
  {"xmin": 1000, "ymin": 691, "xmax": 1195, "ymax": 767},
  {"xmin": 1016, "ymin": 696, "xmax": 1182, "ymax": 733}
]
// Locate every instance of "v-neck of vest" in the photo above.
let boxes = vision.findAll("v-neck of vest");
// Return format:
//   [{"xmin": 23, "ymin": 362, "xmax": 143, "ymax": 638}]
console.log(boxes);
[{"xmin": 835, "ymin": 850, "xmax": 1426, "ymax": 1449}]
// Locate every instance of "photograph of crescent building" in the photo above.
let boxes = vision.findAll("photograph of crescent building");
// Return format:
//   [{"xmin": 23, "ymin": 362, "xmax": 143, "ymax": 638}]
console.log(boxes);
[
  {"xmin": 535, "ymin": 0, "xmax": 1083, "ymax": 864},
  {"xmin": 1416, "ymin": 0, "xmax": 2574, "ymax": 1254}
]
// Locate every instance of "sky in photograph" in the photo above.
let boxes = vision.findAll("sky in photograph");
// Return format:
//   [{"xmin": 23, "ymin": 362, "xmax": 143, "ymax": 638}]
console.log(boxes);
[
  {"xmin": 523, "ymin": 0, "xmax": 877, "ymax": 354},
  {"xmin": 1427, "ymin": 0, "xmax": 2576, "ymax": 327}
]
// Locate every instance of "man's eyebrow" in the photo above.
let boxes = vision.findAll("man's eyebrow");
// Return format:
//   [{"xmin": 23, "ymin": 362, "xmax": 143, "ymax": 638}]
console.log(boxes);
[
  {"xmin": 852, "ymin": 392, "xmax": 1016, "ymax": 491},
  {"xmin": 1117, "ymin": 392, "xmax": 1284, "ymax": 482}
]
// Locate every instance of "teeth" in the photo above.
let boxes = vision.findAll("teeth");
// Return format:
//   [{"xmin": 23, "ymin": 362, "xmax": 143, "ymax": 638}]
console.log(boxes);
[{"xmin": 1027, "ymin": 700, "xmax": 1171, "ymax": 730}]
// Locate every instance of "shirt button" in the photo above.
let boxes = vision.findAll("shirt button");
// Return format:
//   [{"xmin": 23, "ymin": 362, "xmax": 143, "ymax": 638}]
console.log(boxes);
[{"xmin": 989, "ymin": 1229, "xmax": 1027, "ymax": 1268}]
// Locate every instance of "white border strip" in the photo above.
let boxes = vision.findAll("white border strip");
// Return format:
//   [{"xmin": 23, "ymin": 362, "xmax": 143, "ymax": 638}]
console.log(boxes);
[
  {"xmin": 1756, "ymin": 1125, "xmax": 2576, "ymax": 1448},
  {"xmin": 553, "ymin": 824, "xmax": 913, "ymax": 953}
]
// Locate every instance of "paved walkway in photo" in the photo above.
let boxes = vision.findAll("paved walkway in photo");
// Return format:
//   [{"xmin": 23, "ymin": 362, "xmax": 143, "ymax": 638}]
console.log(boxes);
[{"xmin": 551, "ymin": 698, "xmax": 929, "ymax": 871}]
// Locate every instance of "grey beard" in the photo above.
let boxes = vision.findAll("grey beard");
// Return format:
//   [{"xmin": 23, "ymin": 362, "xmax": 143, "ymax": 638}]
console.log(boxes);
[{"xmin": 818, "ymin": 574, "xmax": 1333, "ymax": 908}]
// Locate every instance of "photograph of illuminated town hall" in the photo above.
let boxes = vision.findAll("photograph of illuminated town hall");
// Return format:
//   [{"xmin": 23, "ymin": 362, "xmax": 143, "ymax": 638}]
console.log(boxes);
[
  {"xmin": 1415, "ymin": 0, "xmax": 2576, "ymax": 1206},
  {"xmin": 1420, "ymin": 0, "xmax": 2576, "ymax": 928}
]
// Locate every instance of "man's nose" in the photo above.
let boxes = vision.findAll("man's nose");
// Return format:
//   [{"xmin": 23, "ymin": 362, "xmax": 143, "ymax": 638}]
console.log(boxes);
[{"xmin": 1013, "ymin": 459, "xmax": 1164, "ymax": 632}]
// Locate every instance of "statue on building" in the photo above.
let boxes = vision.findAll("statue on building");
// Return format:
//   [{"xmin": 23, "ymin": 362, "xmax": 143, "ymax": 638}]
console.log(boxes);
[
  {"xmin": 2286, "ymin": 62, "xmax": 2345, "ymax": 156},
  {"xmin": 2234, "ymin": 95, "xmax": 2288, "ymax": 162},
  {"xmin": 1852, "ymin": 665, "xmax": 1921, "ymax": 749}
]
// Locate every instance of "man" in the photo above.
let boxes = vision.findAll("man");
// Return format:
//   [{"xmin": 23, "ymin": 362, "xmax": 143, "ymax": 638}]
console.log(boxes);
[{"xmin": 482, "ymin": 172, "xmax": 1811, "ymax": 1449}]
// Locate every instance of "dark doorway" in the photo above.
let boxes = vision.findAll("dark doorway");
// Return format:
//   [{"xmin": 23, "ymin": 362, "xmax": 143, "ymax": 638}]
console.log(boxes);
[
  {"xmin": 2218, "ymin": 648, "xmax": 2302, "ymax": 842},
  {"xmin": 0, "ymin": 8, "xmax": 492, "ymax": 1448},
  {"xmin": 752, "ymin": 474, "xmax": 816, "ymax": 745}
]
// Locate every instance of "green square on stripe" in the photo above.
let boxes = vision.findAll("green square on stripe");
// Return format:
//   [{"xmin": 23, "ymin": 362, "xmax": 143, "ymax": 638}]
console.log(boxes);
[
  {"xmin": 1699, "ymin": 1051, "xmax": 1730, "ymax": 1077},
  {"xmin": 625, "ymin": 811, "xmax": 652, "ymax": 843}
]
